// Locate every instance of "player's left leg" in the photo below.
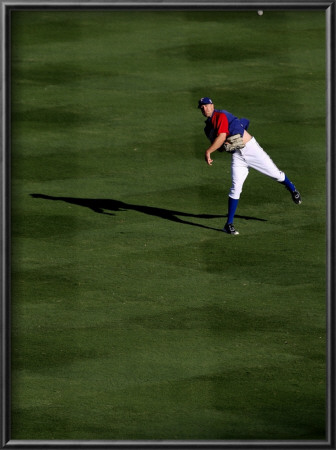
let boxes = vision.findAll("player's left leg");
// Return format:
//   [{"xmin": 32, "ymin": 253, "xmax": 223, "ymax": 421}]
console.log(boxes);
[
  {"xmin": 242, "ymin": 138, "xmax": 301, "ymax": 204},
  {"xmin": 280, "ymin": 175, "xmax": 302, "ymax": 204}
]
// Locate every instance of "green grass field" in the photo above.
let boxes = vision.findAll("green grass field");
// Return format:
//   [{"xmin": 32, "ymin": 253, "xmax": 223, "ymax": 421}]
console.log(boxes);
[{"xmin": 10, "ymin": 10, "xmax": 326, "ymax": 440}]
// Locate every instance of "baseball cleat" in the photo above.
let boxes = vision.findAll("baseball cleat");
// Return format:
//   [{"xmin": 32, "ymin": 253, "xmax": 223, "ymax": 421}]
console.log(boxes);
[
  {"xmin": 291, "ymin": 190, "xmax": 302, "ymax": 204},
  {"xmin": 223, "ymin": 223, "xmax": 239, "ymax": 235}
]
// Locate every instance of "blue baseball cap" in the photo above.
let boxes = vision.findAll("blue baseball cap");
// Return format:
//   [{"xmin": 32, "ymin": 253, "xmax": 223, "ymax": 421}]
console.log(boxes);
[{"xmin": 198, "ymin": 97, "xmax": 213, "ymax": 108}]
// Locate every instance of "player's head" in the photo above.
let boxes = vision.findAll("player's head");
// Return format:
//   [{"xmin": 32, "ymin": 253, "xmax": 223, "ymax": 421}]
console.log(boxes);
[{"xmin": 198, "ymin": 97, "xmax": 214, "ymax": 117}]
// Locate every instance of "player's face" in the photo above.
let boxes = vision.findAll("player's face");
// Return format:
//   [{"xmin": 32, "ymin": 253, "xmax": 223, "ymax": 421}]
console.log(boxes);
[{"xmin": 200, "ymin": 103, "xmax": 214, "ymax": 117}]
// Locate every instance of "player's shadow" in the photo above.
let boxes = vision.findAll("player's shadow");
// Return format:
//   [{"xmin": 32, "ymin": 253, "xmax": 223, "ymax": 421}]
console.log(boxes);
[{"xmin": 30, "ymin": 194, "xmax": 267, "ymax": 232}]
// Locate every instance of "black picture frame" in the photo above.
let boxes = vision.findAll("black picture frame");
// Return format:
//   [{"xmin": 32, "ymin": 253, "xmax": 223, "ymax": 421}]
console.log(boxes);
[{"xmin": 1, "ymin": 1, "xmax": 335, "ymax": 449}]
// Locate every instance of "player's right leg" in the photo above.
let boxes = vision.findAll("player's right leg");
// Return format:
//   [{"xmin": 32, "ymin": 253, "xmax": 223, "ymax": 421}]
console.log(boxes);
[{"xmin": 223, "ymin": 153, "xmax": 249, "ymax": 235}]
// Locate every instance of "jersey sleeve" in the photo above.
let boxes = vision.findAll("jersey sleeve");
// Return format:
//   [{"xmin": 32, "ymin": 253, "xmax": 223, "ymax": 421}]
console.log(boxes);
[{"xmin": 212, "ymin": 111, "xmax": 229, "ymax": 136}]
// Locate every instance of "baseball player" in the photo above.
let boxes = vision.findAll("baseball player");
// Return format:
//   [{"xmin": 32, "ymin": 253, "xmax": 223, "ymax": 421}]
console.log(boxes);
[{"xmin": 198, "ymin": 97, "xmax": 301, "ymax": 235}]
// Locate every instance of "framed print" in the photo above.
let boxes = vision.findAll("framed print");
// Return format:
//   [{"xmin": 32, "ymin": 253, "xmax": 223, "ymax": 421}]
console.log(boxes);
[{"xmin": 1, "ymin": 0, "xmax": 335, "ymax": 448}]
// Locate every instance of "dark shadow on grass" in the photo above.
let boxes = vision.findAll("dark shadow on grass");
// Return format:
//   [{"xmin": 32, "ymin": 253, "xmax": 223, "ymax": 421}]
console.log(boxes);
[{"xmin": 30, "ymin": 194, "xmax": 267, "ymax": 232}]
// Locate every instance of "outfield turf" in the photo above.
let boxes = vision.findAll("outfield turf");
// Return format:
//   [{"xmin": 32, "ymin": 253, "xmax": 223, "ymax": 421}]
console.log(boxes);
[{"xmin": 10, "ymin": 10, "xmax": 326, "ymax": 440}]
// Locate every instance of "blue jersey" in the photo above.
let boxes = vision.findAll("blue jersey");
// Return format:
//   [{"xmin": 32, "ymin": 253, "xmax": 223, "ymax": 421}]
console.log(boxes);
[{"xmin": 204, "ymin": 109, "xmax": 250, "ymax": 143}]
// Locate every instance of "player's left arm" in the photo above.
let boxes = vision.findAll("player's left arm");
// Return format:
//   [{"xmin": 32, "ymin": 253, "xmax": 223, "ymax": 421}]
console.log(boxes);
[{"xmin": 205, "ymin": 133, "xmax": 227, "ymax": 165}]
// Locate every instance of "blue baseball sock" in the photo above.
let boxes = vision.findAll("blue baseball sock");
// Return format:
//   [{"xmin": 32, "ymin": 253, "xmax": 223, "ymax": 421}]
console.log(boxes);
[
  {"xmin": 281, "ymin": 174, "xmax": 296, "ymax": 192},
  {"xmin": 227, "ymin": 197, "xmax": 239, "ymax": 224}
]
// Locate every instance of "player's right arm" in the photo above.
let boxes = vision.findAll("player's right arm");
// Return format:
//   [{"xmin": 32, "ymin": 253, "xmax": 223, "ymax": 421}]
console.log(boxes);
[{"xmin": 205, "ymin": 132, "xmax": 227, "ymax": 165}]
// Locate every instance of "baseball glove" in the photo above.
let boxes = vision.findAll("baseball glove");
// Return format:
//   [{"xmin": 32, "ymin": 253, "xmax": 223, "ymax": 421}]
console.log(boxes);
[{"xmin": 220, "ymin": 134, "xmax": 244, "ymax": 153}]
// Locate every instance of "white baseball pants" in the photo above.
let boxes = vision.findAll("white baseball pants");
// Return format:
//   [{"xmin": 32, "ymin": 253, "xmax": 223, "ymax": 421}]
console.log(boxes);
[{"xmin": 229, "ymin": 137, "xmax": 285, "ymax": 199}]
